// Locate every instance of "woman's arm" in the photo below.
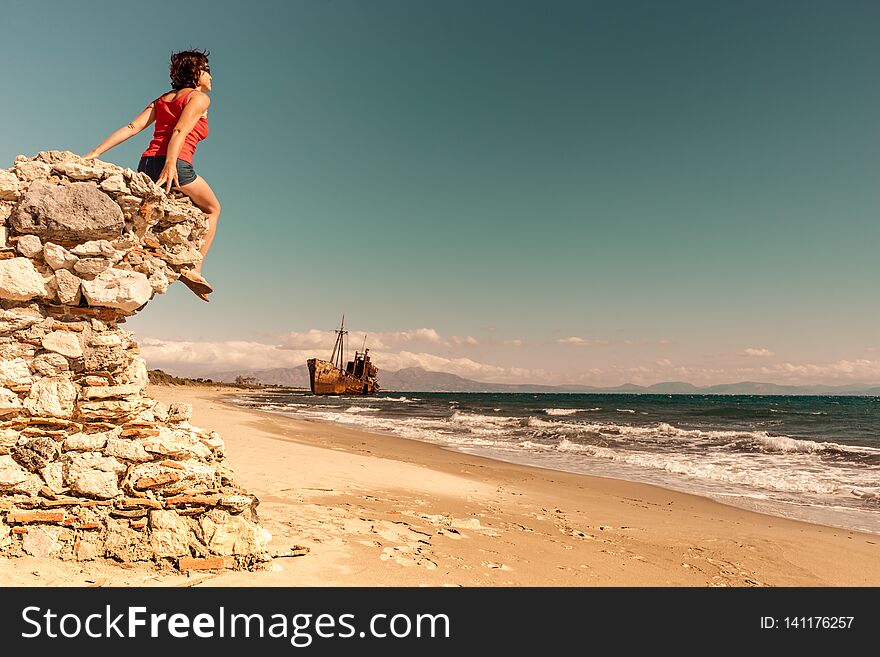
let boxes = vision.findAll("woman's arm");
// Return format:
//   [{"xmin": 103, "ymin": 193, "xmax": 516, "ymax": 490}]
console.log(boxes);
[
  {"xmin": 155, "ymin": 92, "xmax": 210, "ymax": 191},
  {"xmin": 82, "ymin": 102, "xmax": 157, "ymax": 160}
]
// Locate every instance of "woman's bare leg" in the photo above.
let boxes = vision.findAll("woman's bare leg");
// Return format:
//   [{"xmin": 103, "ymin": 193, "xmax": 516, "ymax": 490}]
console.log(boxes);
[{"xmin": 176, "ymin": 175, "xmax": 220, "ymax": 271}]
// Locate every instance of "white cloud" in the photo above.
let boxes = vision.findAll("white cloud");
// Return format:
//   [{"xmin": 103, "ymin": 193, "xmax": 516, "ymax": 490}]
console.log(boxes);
[
  {"xmin": 557, "ymin": 336, "xmax": 608, "ymax": 345},
  {"xmin": 377, "ymin": 328, "xmax": 444, "ymax": 344},
  {"xmin": 380, "ymin": 350, "xmax": 539, "ymax": 382},
  {"xmin": 276, "ymin": 329, "xmax": 337, "ymax": 350},
  {"xmin": 450, "ymin": 335, "xmax": 479, "ymax": 346},
  {"xmin": 741, "ymin": 347, "xmax": 773, "ymax": 357},
  {"xmin": 503, "ymin": 339, "xmax": 523, "ymax": 347},
  {"xmin": 656, "ymin": 359, "xmax": 672, "ymax": 366},
  {"xmin": 141, "ymin": 338, "xmax": 309, "ymax": 374},
  {"xmin": 757, "ymin": 359, "xmax": 880, "ymax": 381}
]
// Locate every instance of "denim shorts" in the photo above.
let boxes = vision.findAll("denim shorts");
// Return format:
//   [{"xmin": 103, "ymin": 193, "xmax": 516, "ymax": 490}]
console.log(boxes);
[{"xmin": 137, "ymin": 155, "xmax": 197, "ymax": 186}]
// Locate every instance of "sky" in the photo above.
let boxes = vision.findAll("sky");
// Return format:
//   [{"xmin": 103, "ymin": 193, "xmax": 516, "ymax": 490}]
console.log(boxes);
[{"xmin": 2, "ymin": 0, "xmax": 879, "ymax": 386}]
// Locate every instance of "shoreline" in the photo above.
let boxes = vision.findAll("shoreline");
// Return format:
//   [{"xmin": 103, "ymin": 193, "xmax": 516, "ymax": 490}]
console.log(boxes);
[
  {"xmin": 1, "ymin": 384, "xmax": 878, "ymax": 587},
  {"xmin": 231, "ymin": 388, "xmax": 880, "ymax": 537}
]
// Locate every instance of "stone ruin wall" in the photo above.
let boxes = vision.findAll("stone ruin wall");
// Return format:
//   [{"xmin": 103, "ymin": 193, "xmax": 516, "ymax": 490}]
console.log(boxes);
[{"xmin": 0, "ymin": 150, "xmax": 270, "ymax": 571}]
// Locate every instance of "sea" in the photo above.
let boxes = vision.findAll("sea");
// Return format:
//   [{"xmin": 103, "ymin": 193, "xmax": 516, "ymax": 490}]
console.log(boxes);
[{"xmin": 231, "ymin": 391, "xmax": 880, "ymax": 535}]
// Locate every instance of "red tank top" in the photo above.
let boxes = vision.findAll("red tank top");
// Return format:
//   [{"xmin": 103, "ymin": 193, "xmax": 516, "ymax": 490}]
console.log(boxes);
[{"xmin": 141, "ymin": 89, "xmax": 209, "ymax": 163}]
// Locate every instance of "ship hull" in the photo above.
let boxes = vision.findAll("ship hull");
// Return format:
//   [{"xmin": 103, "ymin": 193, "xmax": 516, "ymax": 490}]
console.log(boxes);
[{"xmin": 307, "ymin": 358, "xmax": 379, "ymax": 395}]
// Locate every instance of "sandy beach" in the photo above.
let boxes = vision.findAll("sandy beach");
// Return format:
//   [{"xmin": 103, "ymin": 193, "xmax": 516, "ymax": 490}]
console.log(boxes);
[{"xmin": 1, "ymin": 384, "xmax": 878, "ymax": 587}]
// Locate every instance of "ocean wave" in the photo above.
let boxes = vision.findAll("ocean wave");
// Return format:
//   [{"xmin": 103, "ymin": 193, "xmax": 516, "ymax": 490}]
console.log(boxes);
[
  {"xmin": 554, "ymin": 439, "xmax": 848, "ymax": 495},
  {"xmin": 447, "ymin": 410, "xmax": 522, "ymax": 434},
  {"xmin": 731, "ymin": 434, "xmax": 880, "ymax": 457},
  {"xmin": 616, "ymin": 409, "xmax": 636, "ymax": 414},
  {"xmin": 344, "ymin": 406, "xmax": 381, "ymax": 413},
  {"xmin": 543, "ymin": 408, "xmax": 578, "ymax": 416}
]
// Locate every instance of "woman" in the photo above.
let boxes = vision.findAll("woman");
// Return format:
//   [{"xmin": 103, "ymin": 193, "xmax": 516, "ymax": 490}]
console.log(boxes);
[{"xmin": 82, "ymin": 49, "xmax": 218, "ymax": 302}]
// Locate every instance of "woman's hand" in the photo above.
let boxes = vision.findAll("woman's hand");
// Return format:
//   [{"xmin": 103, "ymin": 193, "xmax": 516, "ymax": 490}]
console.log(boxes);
[{"xmin": 155, "ymin": 161, "xmax": 179, "ymax": 193}]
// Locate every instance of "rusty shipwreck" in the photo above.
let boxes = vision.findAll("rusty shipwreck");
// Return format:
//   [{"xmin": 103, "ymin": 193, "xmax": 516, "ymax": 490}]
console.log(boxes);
[{"xmin": 307, "ymin": 316, "xmax": 380, "ymax": 395}]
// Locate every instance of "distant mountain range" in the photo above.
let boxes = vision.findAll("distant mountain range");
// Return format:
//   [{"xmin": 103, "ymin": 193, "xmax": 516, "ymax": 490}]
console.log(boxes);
[{"xmin": 197, "ymin": 365, "xmax": 880, "ymax": 395}]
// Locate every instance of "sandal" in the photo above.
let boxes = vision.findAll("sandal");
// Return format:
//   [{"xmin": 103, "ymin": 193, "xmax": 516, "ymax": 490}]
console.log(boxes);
[{"xmin": 179, "ymin": 269, "xmax": 214, "ymax": 299}]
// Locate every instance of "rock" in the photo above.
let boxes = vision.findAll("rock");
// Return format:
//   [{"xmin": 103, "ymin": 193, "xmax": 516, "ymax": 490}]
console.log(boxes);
[
  {"xmin": 24, "ymin": 375, "xmax": 77, "ymax": 418},
  {"xmin": 71, "ymin": 240, "xmax": 121, "ymax": 259},
  {"xmin": 73, "ymin": 257, "xmax": 112, "ymax": 278},
  {"xmin": 143, "ymin": 427, "xmax": 210, "ymax": 460},
  {"xmin": 81, "ymin": 268, "xmax": 151, "ymax": 312},
  {"xmin": 83, "ymin": 344, "xmax": 128, "ymax": 372},
  {"xmin": 41, "ymin": 330, "xmax": 83, "ymax": 358},
  {"xmin": 218, "ymin": 494, "xmax": 258, "ymax": 514},
  {"xmin": 152, "ymin": 401, "xmax": 169, "ymax": 422},
  {"xmin": 16, "ymin": 234, "xmax": 43, "ymax": 258},
  {"xmin": 168, "ymin": 402, "xmax": 192, "ymax": 422},
  {"xmin": 0, "ymin": 342, "xmax": 36, "ymax": 361},
  {"xmin": 0, "ymin": 305, "xmax": 44, "ymax": 334},
  {"xmin": 104, "ymin": 518, "xmax": 152, "ymax": 561},
  {"xmin": 10, "ymin": 180, "xmax": 125, "ymax": 243},
  {"xmin": 100, "ymin": 173, "xmax": 128, "ymax": 194},
  {"xmin": 121, "ymin": 357, "xmax": 148, "ymax": 388},
  {"xmin": 0, "ymin": 151, "xmax": 267, "ymax": 569},
  {"xmin": 115, "ymin": 195, "xmax": 142, "ymax": 221},
  {"xmin": 128, "ymin": 460, "xmax": 215, "ymax": 494},
  {"xmin": 63, "ymin": 429, "xmax": 116, "ymax": 451},
  {"xmin": 14, "ymin": 160, "xmax": 51, "ymax": 182},
  {"xmin": 74, "ymin": 534, "xmax": 103, "ymax": 561},
  {"xmin": 54, "ymin": 269, "xmax": 82, "ymax": 305},
  {"xmin": 0, "ymin": 201, "xmax": 15, "ymax": 223},
  {"xmin": 76, "ymin": 398, "xmax": 141, "ymax": 421},
  {"xmin": 68, "ymin": 468, "xmax": 120, "ymax": 499},
  {"xmin": 88, "ymin": 333, "xmax": 121, "ymax": 347},
  {"xmin": 22, "ymin": 526, "xmax": 62, "ymax": 557},
  {"xmin": 160, "ymin": 245, "xmax": 201, "ymax": 266},
  {"xmin": 11, "ymin": 436, "xmax": 58, "ymax": 472},
  {"xmin": 0, "ymin": 454, "xmax": 29, "ymax": 490},
  {"xmin": 146, "ymin": 270, "xmax": 171, "ymax": 294},
  {"xmin": 35, "ymin": 150, "xmax": 82, "ymax": 165},
  {"xmin": 105, "ymin": 437, "xmax": 152, "ymax": 463},
  {"xmin": 66, "ymin": 453, "xmax": 126, "ymax": 474},
  {"xmin": 80, "ymin": 383, "xmax": 142, "ymax": 399},
  {"xmin": 0, "ymin": 387, "xmax": 23, "ymax": 416},
  {"xmin": 127, "ymin": 172, "xmax": 162, "ymax": 198},
  {"xmin": 0, "ymin": 358, "xmax": 33, "ymax": 390},
  {"xmin": 43, "ymin": 242, "xmax": 79, "ymax": 270},
  {"xmin": 50, "ymin": 162, "xmax": 105, "ymax": 181},
  {"xmin": 149, "ymin": 510, "xmax": 192, "ymax": 557},
  {"xmin": 197, "ymin": 509, "xmax": 265, "ymax": 556},
  {"xmin": 41, "ymin": 461, "xmax": 66, "ymax": 493},
  {"xmin": 156, "ymin": 223, "xmax": 191, "ymax": 245},
  {"xmin": 31, "ymin": 352, "xmax": 69, "ymax": 376},
  {"xmin": 0, "ymin": 257, "xmax": 51, "ymax": 300},
  {"xmin": 0, "ymin": 170, "xmax": 20, "ymax": 200}
]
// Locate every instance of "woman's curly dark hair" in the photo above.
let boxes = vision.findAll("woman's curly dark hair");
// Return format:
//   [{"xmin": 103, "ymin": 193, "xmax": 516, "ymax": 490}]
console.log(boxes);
[{"xmin": 169, "ymin": 49, "xmax": 210, "ymax": 90}]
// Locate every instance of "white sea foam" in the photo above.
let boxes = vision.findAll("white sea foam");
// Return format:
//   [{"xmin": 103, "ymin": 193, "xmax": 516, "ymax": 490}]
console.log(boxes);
[
  {"xmin": 344, "ymin": 406, "xmax": 381, "ymax": 413},
  {"xmin": 554, "ymin": 438, "xmax": 856, "ymax": 495},
  {"xmin": 743, "ymin": 434, "xmax": 880, "ymax": 456},
  {"xmin": 543, "ymin": 408, "xmax": 578, "ymax": 416},
  {"xmin": 616, "ymin": 408, "xmax": 636, "ymax": 414}
]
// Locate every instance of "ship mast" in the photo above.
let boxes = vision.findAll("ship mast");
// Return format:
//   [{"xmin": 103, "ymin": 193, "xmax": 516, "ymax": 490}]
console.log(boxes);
[{"xmin": 329, "ymin": 314, "xmax": 347, "ymax": 371}]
